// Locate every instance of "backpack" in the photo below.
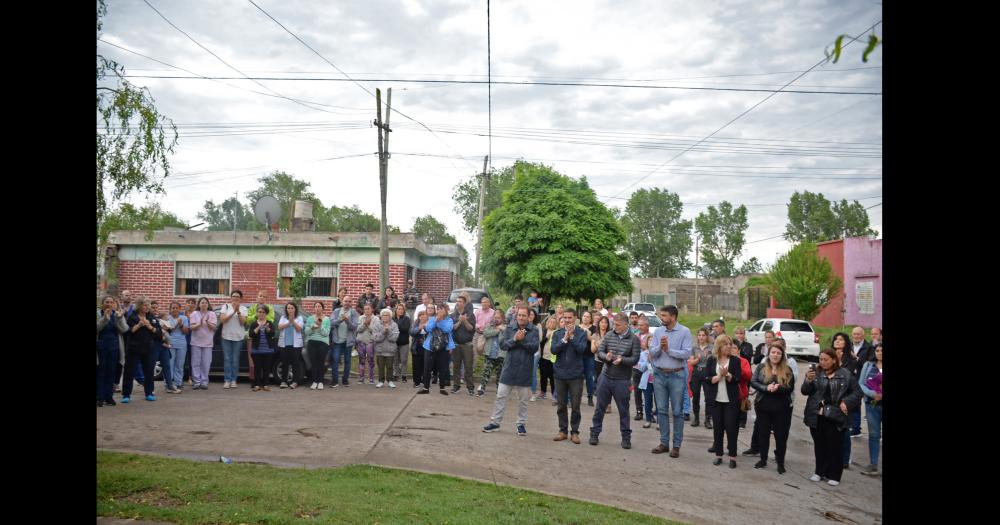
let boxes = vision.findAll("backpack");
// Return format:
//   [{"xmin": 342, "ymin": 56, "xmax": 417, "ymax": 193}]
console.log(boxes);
[{"xmin": 430, "ymin": 327, "xmax": 448, "ymax": 352}]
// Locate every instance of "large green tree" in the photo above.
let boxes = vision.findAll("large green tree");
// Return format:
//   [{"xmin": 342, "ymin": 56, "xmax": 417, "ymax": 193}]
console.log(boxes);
[
  {"xmin": 620, "ymin": 188, "xmax": 692, "ymax": 278},
  {"xmin": 197, "ymin": 197, "xmax": 260, "ymax": 231},
  {"xmin": 326, "ymin": 205, "xmax": 399, "ymax": 233},
  {"xmin": 784, "ymin": 190, "xmax": 877, "ymax": 243},
  {"xmin": 480, "ymin": 161, "xmax": 631, "ymax": 304},
  {"xmin": 451, "ymin": 165, "xmax": 517, "ymax": 235},
  {"xmin": 764, "ymin": 242, "xmax": 842, "ymax": 321},
  {"xmin": 99, "ymin": 203, "xmax": 187, "ymax": 244},
  {"xmin": 694, "ymin": 201, "xmax": 750, "ymax": 278},
  {"xmin": 96, "ymin": 0, "xmax": 178, "ymax": 255},
  {"xmin": 245, "ymin": 171, "xmax": 319, "ymax": 230},
  {"xmin": 412, "ymin": 215, "xmax": 458, "ymax": 244}
]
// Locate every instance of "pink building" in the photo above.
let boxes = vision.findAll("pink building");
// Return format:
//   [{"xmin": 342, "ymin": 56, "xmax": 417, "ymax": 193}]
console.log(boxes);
[{"xmin": 769, "ymin": 237, "xmax": 882, "ymax": 329}]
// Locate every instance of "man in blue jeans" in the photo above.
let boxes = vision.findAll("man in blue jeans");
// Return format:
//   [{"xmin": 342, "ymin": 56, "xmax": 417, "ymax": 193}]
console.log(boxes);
[
  {"xmin": 330, "ymin": 296, "xmax": 359, "ymax": 387},
  {"xmin": 649, "ymin": 305, "xmax": 692, "ymax": 458}
]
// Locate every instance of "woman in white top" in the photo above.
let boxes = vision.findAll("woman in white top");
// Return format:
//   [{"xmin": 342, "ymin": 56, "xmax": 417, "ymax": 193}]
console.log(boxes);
[
  {"xmin": 276, "ymin": 302, "xmax": 304, "ymax": 388},
  {"xmin": 705, "ymin": 334, "xmax": 742, "ymax": 468}
]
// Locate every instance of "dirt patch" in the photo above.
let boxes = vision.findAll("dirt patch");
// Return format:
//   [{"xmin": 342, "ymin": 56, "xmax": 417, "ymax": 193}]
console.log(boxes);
[
  {"xmin": 821, "ymin": 510, "xmax": 859, "ymax": 523},
  {"xmin": 189, "ymin": 430, "xmax": 213, "ymax": 435},
  {"xmin": 296, "ymin": 428, "xmax": 321, "ymax": 439},
  {"xmin": 122, "ymin": 488, "xmax": 183, "ymax": 508}
]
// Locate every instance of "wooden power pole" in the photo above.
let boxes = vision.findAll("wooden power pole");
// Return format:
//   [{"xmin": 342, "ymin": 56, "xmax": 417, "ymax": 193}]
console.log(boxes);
[
  {"xmin": 694, "ymin": 235, "xmax": 700, "ymax": 314},
  {"xmin": 375, "ymin": 88, "xmax": 392, "ymax": 293},
  {"xmin": 474, "ymin": 155, "xmax": 488, "ymax": 285}
]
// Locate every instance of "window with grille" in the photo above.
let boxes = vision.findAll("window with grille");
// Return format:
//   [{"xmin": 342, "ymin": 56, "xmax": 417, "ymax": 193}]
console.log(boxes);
[
  {"xmin": 176, "ymin": 262, "xmax": 230, "ymax": 296},
  {"xmin": 279, "ymin": 263, "xmax": 337, "ymax": 298}
]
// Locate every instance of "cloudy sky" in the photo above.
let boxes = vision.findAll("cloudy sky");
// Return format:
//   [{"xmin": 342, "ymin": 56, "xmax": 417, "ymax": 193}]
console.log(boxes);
[{"xmin": 99, "ymin": 0, "xmax": 882, "ymax": 273}]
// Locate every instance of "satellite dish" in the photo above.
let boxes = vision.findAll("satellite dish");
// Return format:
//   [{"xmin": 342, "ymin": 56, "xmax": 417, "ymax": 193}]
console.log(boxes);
[{"xmin": 254, "ymin": 196, "xmax": 282, "ymax": 227}]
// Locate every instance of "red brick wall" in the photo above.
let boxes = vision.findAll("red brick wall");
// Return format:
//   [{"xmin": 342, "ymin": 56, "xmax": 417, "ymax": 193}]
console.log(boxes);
[
  {"xmin": 416, "ymin": 270, "xmax": 454, "ymax": 305},
  {"xmin": 117, "ymin": 261, "xmax": 177, "ymax": 310},
  {"xmin": 232, "ymin": 262, "xmax": 279, "ymax": 303}
]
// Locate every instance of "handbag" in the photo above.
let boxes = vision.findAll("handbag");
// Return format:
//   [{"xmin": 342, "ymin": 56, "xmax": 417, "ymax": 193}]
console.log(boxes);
[
  {"xmin": 473, "ymin": 332, "xmax": 486, "ymax": 355},
  {"xmin": 820, "ymin": 404, "xmax": 849, "ymax": 426},
  {"xmin": 740, "ymin": 397, "xmax": 751, "ymax": 412}
]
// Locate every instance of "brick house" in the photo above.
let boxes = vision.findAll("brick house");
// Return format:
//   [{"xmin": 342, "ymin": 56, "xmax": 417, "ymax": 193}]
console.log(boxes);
[{"xmin": 103, "ymin": 230, "xmax": 465, "ymax": 315}]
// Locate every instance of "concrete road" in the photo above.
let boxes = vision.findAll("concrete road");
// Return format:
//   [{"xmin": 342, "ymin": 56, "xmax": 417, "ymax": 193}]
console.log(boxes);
[{"xmin": 96, "ymin": 363, "xmax": 881, "ymax": 525}]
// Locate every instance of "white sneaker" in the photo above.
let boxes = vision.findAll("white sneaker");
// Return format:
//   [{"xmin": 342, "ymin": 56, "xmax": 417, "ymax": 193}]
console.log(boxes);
[
  {"xmin": 310, "ymin": 382, "xmax": 318, "ymax": 390},
  {"xmin": 389, "ymin": 381, "xmax": 396, "ymax": 388},
  {"xmin": 376, "ymin": 382, "xmax": 384, "ymax": 388},
  {"xmin": 810, "ymin": 474, "xmax": 822, "ymax": 482},
  {"xmin": 230, "ymin": 382, "xmax": 238, "ymax": 388},
  {"xmin": 827, "ymin": 479, "xmax": 840, "ymax": 486},
  {"xmin": 223, "ymin": 382, "xmax": 231, "ymax": 389},
  {"xmin": 317, "ymin": 383, "xmax": 324, "ymax": 390},
  {"xmin": 530, "ymin": 395, "xmax": 538, "ymax": 402}
]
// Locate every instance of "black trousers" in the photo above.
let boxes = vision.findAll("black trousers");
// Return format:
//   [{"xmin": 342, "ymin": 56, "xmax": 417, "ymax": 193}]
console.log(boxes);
[
  {"xmin": 756, "ymin": 405, "xmax": 791, "ymax": 464},
  {"xmin": 252, "ymin": 353, "xmax": 273, "ymax": 387},
  {"xmin": 691, "ymin": 372, "xmax": 714, "ymax": 419},
  {"xmin": 306, "ymin": 340, "xmax": 328, "ymax": 384},
  {"xmin": 277, "ymin": 346, "xmax": 302, "ymax": 384},
  {"xmin": 422, "ymin": 350, "xmax": 451, "ymax": 389},
  {"xmin": 555, "ymin": 377, "xmax": 583, "ymax": 434},
  {"xmin": 122, "ymin": 350, "xmax": 155, "ymax": 398},
  {"xmin": 811, "ymin": 416, "xmax": 846, "ymax": 482},
  {"xmin": 411, "ymin": 347, "xmax": 424, "ymax": 381},
  {"xmin": 631, "ymin": 368, "xmax": 644, "ymax": 413},
  {"xmin": 538, "ymin": 359, "xmax": 554, "ymax": 395},
  {"xmin": 711, "ymin": 399, "xmax": 740, "ymax": 457}
]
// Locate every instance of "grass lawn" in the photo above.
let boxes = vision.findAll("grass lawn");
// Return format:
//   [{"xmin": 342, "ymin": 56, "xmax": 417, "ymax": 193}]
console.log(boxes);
[{"xmin": 97, "ymin": 451, "xmax": 680, "ymax": 525}]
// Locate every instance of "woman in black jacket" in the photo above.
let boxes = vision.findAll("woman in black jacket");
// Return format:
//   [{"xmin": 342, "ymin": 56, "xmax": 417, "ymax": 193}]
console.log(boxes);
[
  {"xmin": 704, "ymin": 335, "xmax": 742, "ymax": 468},
  {"xmin": 123, "ymin": 297, "xmax": 162, "ymax": 403},
  {"xmin": 393, "ymin": 303, "xmax": 412, "ymax": 382},
  {"xmin": 801, "ymin": 348, "xmax": 862, "ymax": 486},
  {"xmin": 831, "ymin": 332, "xmax": 859, "ymax": 470},
  {"xmin": 247, "ymin": 305, "xmax": 277, "ymax": 391},
  {"xmin": 751, "ymin": 343, "xmax": 795, "ymax": 474},
  {"xmin": 409, "ymin": 309, "xmax": 430, "ymax": 388}
]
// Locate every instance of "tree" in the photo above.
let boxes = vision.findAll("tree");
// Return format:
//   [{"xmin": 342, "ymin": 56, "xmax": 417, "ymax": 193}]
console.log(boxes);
[
  {"xmin": 96, "ymin": 0, "xmax": 178, "ymax": 250},
  {"xmin": 99, "ymin": 203, "xmax": 187, "ymax": 245},
  {"xmin": 325, "ymin": 205, "xmax": 399, "ymax": 233},
  {"xmin": 451, "ymin": 165, "xmax": 517, "ymax": 235},
  {"xmin": 480, "ymin": 161, "xmax": 631, "ymax": 305},
  {"xmin": 245, "ymin": 171, "xmax": 318, "ymax": 231},
  {"xmin": 412, "ymin": 215, "xmax": 457, "ymax": 244},
  {"xmin": 764, "ymin": 243, "xmax": 842, "ymax": 321},
  {"xmin": 620, "ymin": 188, "xmax": 692, "ymax": 278},
  {"xmin": 738, "ymin": 257, "xmax": 763, "ymax": 275},
  {"xmin": 197, "ymin": 197, "xmax": 260, "ymax": 232},
  {"xmin": 276, "ymin": 263, "xmax": 314, "ymax": 306},
  {"xmin": 785, "ymin": 191, "xmax": 877, "ymax": 243},
  {"xmin": 694, "ymin": 201, "xmax": 750, "ymax": 278}
]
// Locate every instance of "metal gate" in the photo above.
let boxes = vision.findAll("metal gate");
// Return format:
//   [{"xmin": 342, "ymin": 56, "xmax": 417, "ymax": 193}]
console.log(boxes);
[{"xmin": 747, "ymin": 287, "xmax": 768, "ymax": 319}]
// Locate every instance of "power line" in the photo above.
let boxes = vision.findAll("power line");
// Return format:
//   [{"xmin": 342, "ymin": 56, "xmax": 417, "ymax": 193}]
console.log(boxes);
[
  {"xmin": 245, "ymin": 0, "xmax": 481, "ymax": 175},
  {"xmin": 745, "ymin": 233, "xmax": 788, "ymax": 245},
  {"xmin": 121, "ymin": 73, "xmax": 882, "ymax": 95},
  {"xmin": 97, "ymin": 38, "xmax": 370, "ymax": 114},
  {"xmin": 604, "ymin": 19, "xmax": 883, "ymax": 203},
  {"xmin": 141, "ymin": 0, "xmax": 347, "ymax": 117}
]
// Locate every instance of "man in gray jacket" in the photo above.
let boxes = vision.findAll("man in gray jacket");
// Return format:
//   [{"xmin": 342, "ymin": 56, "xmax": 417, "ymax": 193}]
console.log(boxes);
[
  {"xmin": 483, "ymin": 307, "xmax": 539, "ymax": 436},
  {"xmin": 330, "ymin": 297, "xmax": 359, "ymax": 387},
  {"xmin": 552, "ymin": 309, "xmax": 589, "ymax": 444},
  {"xmin": 590, "ymin": 313, "xmax": 641, "ymax": 449}
]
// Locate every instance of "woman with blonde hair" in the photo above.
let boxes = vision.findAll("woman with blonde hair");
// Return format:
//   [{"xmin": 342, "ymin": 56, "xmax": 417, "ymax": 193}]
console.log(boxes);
[
  {"xmin": 750, "ymin": 343, "xmax": 795, "ymax": 473},
  {"xmin": 704, "ymin": 335, "xmax": 742, "ymax": 468}
]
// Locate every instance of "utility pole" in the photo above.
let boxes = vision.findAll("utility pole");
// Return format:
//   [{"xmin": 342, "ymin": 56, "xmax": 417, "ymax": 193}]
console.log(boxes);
[
  {"xmin": 474, "ymin": 155, "xmax": 488, "ymax": 286},
  {"xmin": 694, "ymin": 236, "xmax": 700, "ymax": 314},
  {"xmin": 375, "ymin": 88, "xmax": 392, "ymax": 293}
]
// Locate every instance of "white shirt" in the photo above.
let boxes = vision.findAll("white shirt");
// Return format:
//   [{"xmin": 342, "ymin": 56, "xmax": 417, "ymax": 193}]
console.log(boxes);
[
  {"xmin": 715, "ymin": 361, "xmax": 730, "ymax": 403},
  {"xmin": 220, "ymin": 303, "xmax": 248, "ymax": 341},
  {"xmin": 414, "ymin": 304, "xmax": 430, "ymax": 318}
]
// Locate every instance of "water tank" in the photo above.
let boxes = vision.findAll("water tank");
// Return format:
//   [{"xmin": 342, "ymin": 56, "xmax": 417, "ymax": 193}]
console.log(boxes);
[{"xmin": 293, "ymin": 200, "xmax": 313, "ymax": 220}]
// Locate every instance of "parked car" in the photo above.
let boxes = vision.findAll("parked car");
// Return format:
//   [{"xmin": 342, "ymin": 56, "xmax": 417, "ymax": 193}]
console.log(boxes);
[
  {"xmin": 623, "ymin": 302, "xmax": 657, "ymax": 315},
  {"xmin": 446, "ymin": 288, "xmax": 493, "ymax": 314},
  {"xmin": 746, "ymin": 318, "xmax": 821, "ymax": 360}
]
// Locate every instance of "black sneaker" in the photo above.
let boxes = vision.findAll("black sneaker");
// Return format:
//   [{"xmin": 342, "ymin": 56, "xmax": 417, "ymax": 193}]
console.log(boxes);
[
  {"xmin": 754, "ymin": 460, "xmax": 767, "ymax": 469},
  {"xmin": 468, "ymin": 389, "xmax": 475, "ymax": 396},
  {"xmin": 402, "ymin": 376, "xmax": 407, "ymax": 382},
  {"xmin": 439, "ymin": 389, "xmax": 449, "ymax": 396},
  {"xmin": 451, "ymin": 386, "xmax": 461, "ymax": 394},
  {"xmin": 633, "ymin": 413, "xmax": 643, "ymax": 421},
  {"xmin": 104, "ymin": 399, "xmax": 117, "ymax": 406},
  {"xmin": 417, "ymin": 388, "xmax": 430, "ymax": 394},
  {"xmin": 432, "ymin": 376, "xmax": 438, "ymax": 384},
  {"xmin": 589, "ymin": 435, "xmax": 599, "ymax": 446},
  {"xmin": 684, "ymin": 414, "xmax": 691, "ymax": 421},
  {"xmin": 97, "ymin": 400, "xmax": 104, "ymax": 407},
  {"xmin": 343, "ymin": 379, "xmax": 350, "ymax": 387},
  {"xmin": 476, "ymin": 389, "xmax": 485, "ymax": 397},
  {"xmin": 742, "ymin": 448, "xmax": 759, "ymax": 456},
  {"xmin": 621, "ymin": 438, "xmax": 631, "ymax": 450}
]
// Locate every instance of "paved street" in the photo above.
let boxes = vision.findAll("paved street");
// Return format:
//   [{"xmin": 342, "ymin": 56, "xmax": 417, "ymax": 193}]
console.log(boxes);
[{"xmin": 97, "ymin": 362, "xmax": 881, "ymax": 525}]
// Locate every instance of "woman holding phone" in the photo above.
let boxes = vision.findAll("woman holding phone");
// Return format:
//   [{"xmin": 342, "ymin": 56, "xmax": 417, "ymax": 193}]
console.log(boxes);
[{"xmin": 802, "ymin": 348, "xmax": 862, "ymax": 486}]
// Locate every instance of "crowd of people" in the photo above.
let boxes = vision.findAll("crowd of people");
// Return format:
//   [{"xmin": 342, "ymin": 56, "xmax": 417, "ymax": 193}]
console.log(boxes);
[{"xmin": 97, "ymin": 285, "xmax": 883, "ymax": 485}]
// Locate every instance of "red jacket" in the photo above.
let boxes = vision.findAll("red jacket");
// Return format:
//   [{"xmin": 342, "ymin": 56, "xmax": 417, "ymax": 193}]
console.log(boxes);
[{"xmin": 738, "ymin": 356, "xmax": 752, "ymax": 401}]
